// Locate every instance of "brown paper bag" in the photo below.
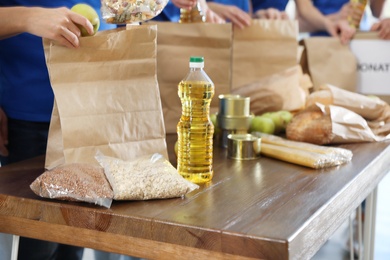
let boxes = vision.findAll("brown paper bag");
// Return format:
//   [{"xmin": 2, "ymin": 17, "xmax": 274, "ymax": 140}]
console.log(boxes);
[
  {"xmin": 232, "ymin": 65, "xmax": 311, "ymax": 114},
  {"xmin": 289, "ymin": 84, "xmax": 390, "ymax": 144},
  {"xmin": 232, "ymin": 19, "xmax": 299, "ymax": 90},
  {"xmin": 300, "ymin": 37, "xmax": 358, "ymax": 92},
  {"xmin": 307, "ymin": 84, "xmax": 390, "ymax": 137},
  {"xmin": 44, "ymin": 26, "xmax": 167, "ymax": 169},
  {"xmin": 151, "ymin": 22, "xmax": 232, "ymax": 133}
]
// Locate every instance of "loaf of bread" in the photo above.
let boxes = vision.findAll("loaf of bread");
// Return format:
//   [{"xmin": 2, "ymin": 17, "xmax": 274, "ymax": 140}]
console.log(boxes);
[{"xmin": 286, "ymin": 105, "xmax": 334, "ymax": 145}]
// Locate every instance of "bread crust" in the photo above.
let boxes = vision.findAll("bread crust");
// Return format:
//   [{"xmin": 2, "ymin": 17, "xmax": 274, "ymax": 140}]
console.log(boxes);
[{"xmin": 286, "ymin": 105, "xmax": 333, "ymax": 145}]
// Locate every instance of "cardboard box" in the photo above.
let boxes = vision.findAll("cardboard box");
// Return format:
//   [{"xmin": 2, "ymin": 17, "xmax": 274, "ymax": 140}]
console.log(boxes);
[{"xmin": 350, "ymin": 32, "xmax": 390, "ymax": 104}]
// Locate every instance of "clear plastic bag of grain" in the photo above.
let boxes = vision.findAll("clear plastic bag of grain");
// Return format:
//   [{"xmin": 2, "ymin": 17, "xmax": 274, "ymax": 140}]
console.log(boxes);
[
  {"xmin": 30, "ymin": 163, "xmax": 114, "ymax": 208},
  {"xmin": 95, "ymin": 152, "xmax": 199, "ymax": 200},
  {"xmin": 101, "ymin": 0, "xmax": 169, "ymax": 24}
]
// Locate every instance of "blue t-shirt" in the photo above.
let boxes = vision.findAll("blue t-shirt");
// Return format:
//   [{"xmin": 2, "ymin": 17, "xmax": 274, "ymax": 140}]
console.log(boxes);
[
  {"xmin": 312, "ymin": 0, "xmax": 348, "ymax": 15},
  {"xmin": 207, "ymin": 0, "xmax": 250, "ymax": 13},
  {"xmin": 252, "ymin": 0, "xmax": 289, "ymax": 12},
  {"xmin": 0, "ymin": 0, "xmax": 114, "ymax": 122},
  {"xmin": 310, "ymin": 0, "xmax": 349, "ymax": 36},
  {"xmin": 152, "ymin": 2, "xmax": 181, "ymax": 22}
]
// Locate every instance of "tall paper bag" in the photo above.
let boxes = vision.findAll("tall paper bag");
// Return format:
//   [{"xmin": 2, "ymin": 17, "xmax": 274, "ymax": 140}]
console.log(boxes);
[
  {"xmin": 44, "ymin": 26, "xmax": 167, "ymax": 169},
  {"xmin": 232, "ymin": 19, "xmax": 299, "ymax": 90},
  {"xmin": 152, "ymin": 22, "xmax": 232, "ymax": 133},
  {"xmin": 300, "ymin": 37, "xmax": 357, "ymax": 92}
]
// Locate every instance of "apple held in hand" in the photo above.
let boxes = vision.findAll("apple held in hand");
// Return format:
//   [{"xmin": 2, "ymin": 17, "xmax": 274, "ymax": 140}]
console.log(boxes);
[
  {"xmin": 71, "ymin": 3, "xmax": 100, "ymax": 36},
  {"xmin": 250, "ymin": 116, "xmax": 275, "ymax": 134}
]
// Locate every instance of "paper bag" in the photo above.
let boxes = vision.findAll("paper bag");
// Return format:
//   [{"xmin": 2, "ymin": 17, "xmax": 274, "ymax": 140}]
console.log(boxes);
[
  {"xmin": 151, "ymin": 22, "xmax": 232, "ymax": 133},
  {"xmin": 232, "ymin": 19, "xmax": 299, "ymax": 90},
  {"xmin": 44, "ymin": 26, "xmax": 167, "ymax": 169},
  {"xmin": 289, "ymin": 84, "xmax": 390, "ymax": 144},
  {"xmin": 350, "ymin": 31, "xmax": 390, "ymax": 104},
  {"xmin": 300, "ymin": 37, "xmax": 358, "ymax": 92},
  {"xmin": 232, "ymin": 65, "xmax": 311, "ymax": 114}
]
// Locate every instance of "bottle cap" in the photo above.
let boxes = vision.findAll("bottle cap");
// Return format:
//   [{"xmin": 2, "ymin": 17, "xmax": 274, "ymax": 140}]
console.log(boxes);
[{"xmin": 189, "ymin": 56, "xmax": 204, "ymax": 68}]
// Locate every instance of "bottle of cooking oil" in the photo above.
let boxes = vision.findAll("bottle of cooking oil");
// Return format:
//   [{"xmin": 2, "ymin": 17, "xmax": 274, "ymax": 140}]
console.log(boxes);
[
  {"xmin": 179, "ymin": 0, "xmax": 206, "ymax": 23},
  {"xmin": 177, "ymin": 56, "xmax": 214, "ymax": 184},
  {"xmin": 348, "ymin": 0, "xmax": 368, "ymax": 29}
]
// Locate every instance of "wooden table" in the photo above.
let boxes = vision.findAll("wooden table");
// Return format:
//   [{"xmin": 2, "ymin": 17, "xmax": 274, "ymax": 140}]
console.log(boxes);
[{"xmin": 0, "ymin": 135, "xmax": 389, "ymax": 260}]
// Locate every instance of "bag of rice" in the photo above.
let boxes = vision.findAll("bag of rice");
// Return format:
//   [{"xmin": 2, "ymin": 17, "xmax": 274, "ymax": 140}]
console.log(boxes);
[{"xmin": 95, "ymin": 152, "xmax": 199, "ymax": 200}]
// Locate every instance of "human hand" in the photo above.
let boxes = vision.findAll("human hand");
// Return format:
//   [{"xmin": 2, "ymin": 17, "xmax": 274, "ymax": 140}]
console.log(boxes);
[
  {"xmin": 23, "ymin": 7, "xmax": 94, "ymax": 48},
  {"xmin": 371, "ymin": 18, "xmax": 390, "ymax": 40},
  {"xmin": 207, "ymin": 3, "xmax": 251, "ymax": 29},
  {"xmin": 324, "ymin": 19, "xmax": 355, "ymax": 44},
  {"xmin": 0, "ymin": 108, "xmax": 9, "ymax": 157},
  {"xmin": 337, "ymin": 19, "xmax": 356, "ymax": 44},
  {"xmin": 204, "ymin": 8, "xmax": 226, "ymax": 24},
  {"xmin": 255, "ymin": 8, "xmax": 289, "ymax": 20}
]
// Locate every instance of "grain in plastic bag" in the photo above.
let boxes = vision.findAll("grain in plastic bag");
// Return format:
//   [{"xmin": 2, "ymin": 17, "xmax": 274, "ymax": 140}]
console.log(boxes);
[
  {"xmin": 101, "ymin": 0, "xmax": 169, "ymax": 24},
  {"xmin": 30, "ymin": 163, "xmax": 114, "ymax": 208},
  {"xmin": 95, "ymin": 152, "xmax": 199, "ymax": 200}
]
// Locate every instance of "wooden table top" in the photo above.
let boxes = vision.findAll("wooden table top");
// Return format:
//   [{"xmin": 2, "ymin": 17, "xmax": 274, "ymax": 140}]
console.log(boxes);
[{"xmin": 0, "ymin": 134, "xmax": 389, "ymax": 260}]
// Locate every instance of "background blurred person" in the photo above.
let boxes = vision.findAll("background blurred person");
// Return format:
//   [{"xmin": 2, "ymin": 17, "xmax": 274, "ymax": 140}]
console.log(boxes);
[
  {"xmin": 370, "ymin": 0, "xmax": 390, "ymax": 39},
  {"xmin": 294, "ymin": 0, "xmax": 356, "ymax": 43},
  {"xmin": 251, "ymin": 0, "xmax": 290, "ymax": 19}
]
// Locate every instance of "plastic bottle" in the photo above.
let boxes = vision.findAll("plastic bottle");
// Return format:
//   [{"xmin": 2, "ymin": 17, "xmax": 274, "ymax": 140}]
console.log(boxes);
[
  {"xmin": 177, "ymin": 56, "xmax": 215, "ymax": 184},
  {"xmin": 179, "ymin": 0, "xmax": 206, "ymax": 23},
  {"xmin": 348, "ymin": 0, "xmax": 368, "ymax": 29}
]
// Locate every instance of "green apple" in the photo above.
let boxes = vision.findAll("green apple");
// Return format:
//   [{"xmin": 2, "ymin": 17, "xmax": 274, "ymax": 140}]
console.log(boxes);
[
  {"xmin": 71, "ymin": 3, "xmax": 100, "ymax": 36},
  {"xmin": 250, "ymin": 116, "xmax": 275, "ymax": 134},
  {"xmin": 174, "ymin": 140, "xmax": 178, "ymax": 156},
  {"xmin": 278, "ymin": 110, "xmax": 293, "ymax": 127},
  {"xmin": 210, "ymin": 113, "xmax": 220, "ymax": 136},
  {"xmin": 262, "ymin": 110, "xmax": 292, "ymax": 134}
]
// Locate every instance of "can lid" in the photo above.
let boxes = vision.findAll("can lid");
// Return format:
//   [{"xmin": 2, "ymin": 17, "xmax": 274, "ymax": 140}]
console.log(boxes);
[{"xmin": 189, "ymin": 56, "xmax": 204, "ymax": 68}]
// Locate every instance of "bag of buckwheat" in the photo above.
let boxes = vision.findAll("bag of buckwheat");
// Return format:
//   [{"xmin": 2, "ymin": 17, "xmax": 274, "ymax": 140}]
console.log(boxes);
[
  {"xmin": 30, "ymin": 163, "xmax": 114, "ymax": 208},
  {"xmin": 95, "ymin": 152, "xmax": 199, "ymax": 200}
]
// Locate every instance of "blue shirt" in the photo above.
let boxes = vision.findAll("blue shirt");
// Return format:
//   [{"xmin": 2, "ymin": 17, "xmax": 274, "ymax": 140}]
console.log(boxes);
[
  {"xmin": 312, "ymin": 0, "xmax": 348, "ymax": 15},
  {"xmin": 252, "ymin": 0, "xmax": 289, "ymax": 12},
  {"xmin": 310, "ymin": 0, "xmax": 353, "ymax": 36},
  {"xmin": 208, "ymin": 0, "xmax": 250, "ymax": 13},
  {"xmin": 152, "ymin": 2, "xmax": 181, "ymax": 22},
  {"xmin": 0, "ymin": 0, "xmax": 114, "ymax": 122}
]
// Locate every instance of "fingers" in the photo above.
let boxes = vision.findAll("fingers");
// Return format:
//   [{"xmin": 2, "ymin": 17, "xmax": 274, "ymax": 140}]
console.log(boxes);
[
  {"xmin": 370, "ymin": 20, "xmax": 390, "ymax": 40},
  {"xmin": 69, "ymin": 12, "xmax": 95, "ymax": 36},
  {"xmin": 337, "ymin": 20, "xmax": 356, "ymax": 44},
  {"xmin": 370, "ymin": 22, "xmax": 380, "ymax": 31},
  {"xmin": 229, "ymin": 10, "xmax": 251, "ymax": 29},
  {"xmin": 255, "ymin": 8, "xmax": 289, "ymax": 20},
  {"xmin": 378, "ymin": 27, "xmax": 390, "ymax": 39},
  {"xmin": 206, "ymin": 10, "xmax": 225, "ymax": 24}
]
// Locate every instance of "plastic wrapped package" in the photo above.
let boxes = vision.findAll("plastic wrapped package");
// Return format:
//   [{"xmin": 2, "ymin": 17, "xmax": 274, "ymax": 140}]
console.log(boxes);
[
  {"xmin": 95, "ymin": 152, "xmax": 199, "ymax": 200},
  {"xmin": 101, "ymin": 0, "xmax": 169, "ymax": 24},
  {"xmin": 253, "ymin": 133, "xmax": 353, "ymax": 169},
  {"xmin": 30, "ymin": 164, "xmax": 113, "ymax": 208}
]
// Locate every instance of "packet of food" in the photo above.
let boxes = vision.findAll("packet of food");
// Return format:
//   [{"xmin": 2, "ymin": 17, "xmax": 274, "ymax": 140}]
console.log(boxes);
[
  {"xmin": 101, "ymin": 0, "xmax": 169, "ymax": 24},
  {"xmin": 30, "ymin": 163, "xmax": 114, "ymax": 208},
  {"xmin": 95, "ymin": 152, "xmax": 199, "ymax": 200}
]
